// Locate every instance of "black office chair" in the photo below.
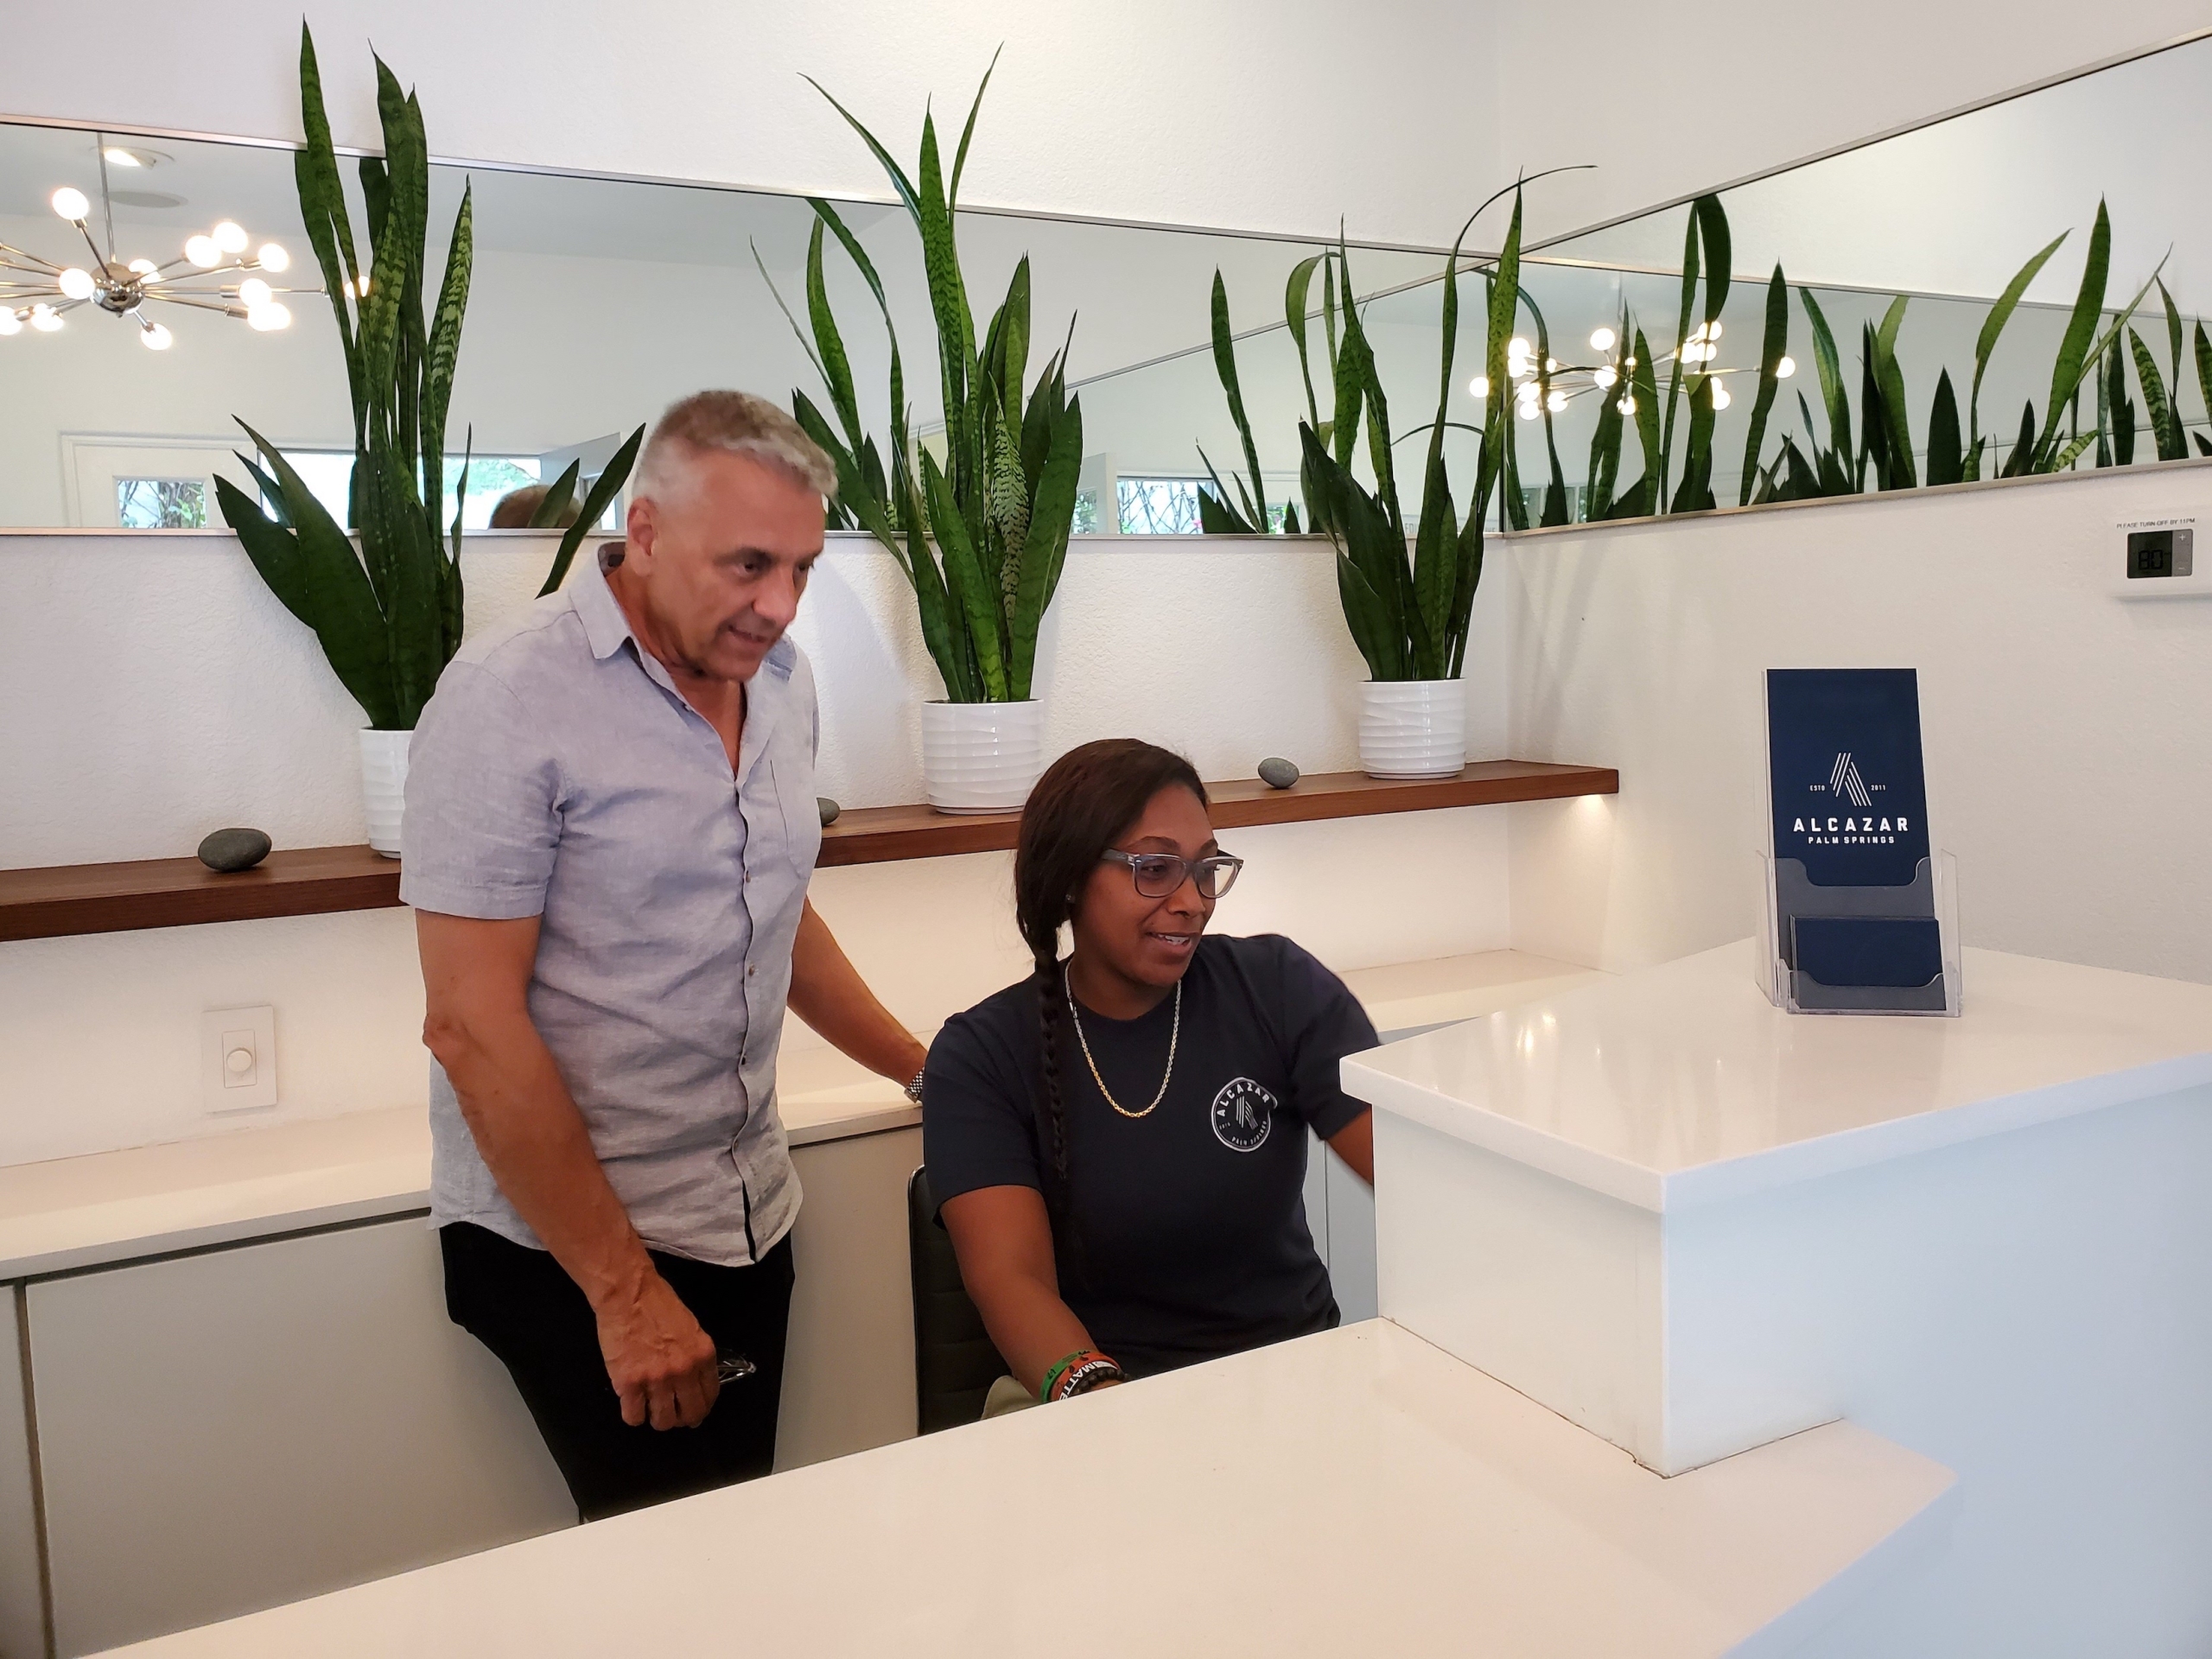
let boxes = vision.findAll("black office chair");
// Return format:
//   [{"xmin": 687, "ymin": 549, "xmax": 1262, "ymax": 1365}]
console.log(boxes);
[{"xmin": 907, "ymin": 1166, "xmax": 1009, "ymax": 1433}]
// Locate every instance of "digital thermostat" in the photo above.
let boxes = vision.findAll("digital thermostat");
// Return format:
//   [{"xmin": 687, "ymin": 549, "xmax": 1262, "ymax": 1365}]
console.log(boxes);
[{"xmin": 2113, "ymin": 515, "xmax": 2212, "ymax": 597}]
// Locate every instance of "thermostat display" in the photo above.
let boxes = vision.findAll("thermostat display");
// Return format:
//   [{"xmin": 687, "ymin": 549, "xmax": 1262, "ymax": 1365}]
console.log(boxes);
[{"xmin": 2126, "ymin": 527, "xmax": 2193, "ymax": 579}]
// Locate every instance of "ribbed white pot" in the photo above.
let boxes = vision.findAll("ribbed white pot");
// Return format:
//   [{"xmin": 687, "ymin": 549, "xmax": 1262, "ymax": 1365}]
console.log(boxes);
[
  {"xmin": 1358, "ymin": 680, "xmax": 1467, "ymax": 779},
  {"xmin": 920, "ymin": 700, "xmax": 1046, "ymax": 814},
  {"xmin": 359, "ymin": 728, "xmax": 412, "ymax": 858}
]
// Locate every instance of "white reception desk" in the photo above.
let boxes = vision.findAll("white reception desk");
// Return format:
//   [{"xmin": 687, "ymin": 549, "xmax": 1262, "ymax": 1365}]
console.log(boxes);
[
  {"xmin": 1347, "ymin": 940, "xmax": 2212, "ymax": 1655},
  {"xmin": 94, "ymin": 941, "xmax": 2212, "ymax": 1657}
]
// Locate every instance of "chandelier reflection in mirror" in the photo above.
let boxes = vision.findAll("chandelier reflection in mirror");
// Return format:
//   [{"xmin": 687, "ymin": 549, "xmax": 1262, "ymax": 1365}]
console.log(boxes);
[
  {"xmin": 0, "ymin": 136, "xmax": 311, "ymax": 350},
  {"xmin": 1471, "ymin": 322, "xmax": 1798, "ymax": 420}
]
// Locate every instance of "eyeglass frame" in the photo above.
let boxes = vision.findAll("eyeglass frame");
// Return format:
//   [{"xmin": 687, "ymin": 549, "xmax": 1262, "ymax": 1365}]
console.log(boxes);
[{"xmin": 1099, "ymin": 848, "xmax": 1245, "ymax": 899}]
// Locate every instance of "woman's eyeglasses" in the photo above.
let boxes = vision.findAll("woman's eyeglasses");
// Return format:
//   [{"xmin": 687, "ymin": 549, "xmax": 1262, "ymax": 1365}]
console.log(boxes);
[{"xmin": 1101, "ymin": 849, "xmax": 1244, "ymax": 899}]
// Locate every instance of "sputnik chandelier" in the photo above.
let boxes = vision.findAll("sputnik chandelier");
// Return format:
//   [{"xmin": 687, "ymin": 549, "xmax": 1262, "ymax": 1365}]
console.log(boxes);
[
  {"xmin": 1472, "ymin": 322, "xmax": 1798, "ymax": 419},
  {"xmin": 0, "ymin": 135, "xmax": 305, "ymax": 350}
]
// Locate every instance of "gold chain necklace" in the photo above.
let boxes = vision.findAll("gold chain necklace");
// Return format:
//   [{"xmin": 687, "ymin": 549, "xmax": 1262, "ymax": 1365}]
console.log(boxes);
[{"xmin": 1064, "ymin": 965, "xmax": 1181, "ymax": 1120}]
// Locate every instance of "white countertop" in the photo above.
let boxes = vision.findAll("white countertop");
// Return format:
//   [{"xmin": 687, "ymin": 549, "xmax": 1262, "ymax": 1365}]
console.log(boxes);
[
  {"xmin": 0, "ymin": 949, "xmax": 1596, "ymax": 1282},
  {"xmin": 1344, "ymin": 939, "xmax": 2212, "ymax": 1211},
  {"xmin": 98, "ymin": 1319, "xmax": 1953, "ymax": 1659}
]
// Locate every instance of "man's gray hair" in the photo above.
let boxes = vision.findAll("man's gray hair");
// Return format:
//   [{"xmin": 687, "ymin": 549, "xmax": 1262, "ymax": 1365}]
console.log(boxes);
[{"xmin": 633, "ymin": 390, "xmax": 837, "ymax": 504}]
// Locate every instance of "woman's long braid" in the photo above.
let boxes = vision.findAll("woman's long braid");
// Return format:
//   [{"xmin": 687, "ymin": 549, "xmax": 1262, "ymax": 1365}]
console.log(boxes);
[{"xmin": 1028, "ymin": 928, "xmax": 1077, "ymax": 1274}]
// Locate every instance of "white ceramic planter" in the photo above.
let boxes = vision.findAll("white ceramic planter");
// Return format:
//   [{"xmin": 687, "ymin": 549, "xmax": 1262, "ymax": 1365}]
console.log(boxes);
[
  {"xmin": 359, "ymin": 728, "xmax": 412, "ymax": 857},
  {"xmin": 1357, "ymin": 680, "xmax": 1468, "ymax": 779},
  {"xmin": 920, "ymin": 700, "xmax": 1046, "ymax": 814}
]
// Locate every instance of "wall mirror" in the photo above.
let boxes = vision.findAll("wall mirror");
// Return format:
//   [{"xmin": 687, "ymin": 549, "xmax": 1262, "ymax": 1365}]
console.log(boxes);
[
  {"xmin": 0, "ymin": 114, "xmax": 1443, "ymax": 534},
  {"xmin": 1099, "ymin": 28, "xmax": 2212, "ymax": 531}
]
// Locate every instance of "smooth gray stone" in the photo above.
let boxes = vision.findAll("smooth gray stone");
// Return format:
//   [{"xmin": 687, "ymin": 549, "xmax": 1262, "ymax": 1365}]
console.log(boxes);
[
  {"xmin": 1258, "ymin": 757, "xmax": 1300, "ymax": 790},
  {"xmin": 197, "ymin": 827, "xmax": 272, "ymax": 873},
  {"xmin": 817, "ymin": 797, "xmax": 842, "ymax": 827}
]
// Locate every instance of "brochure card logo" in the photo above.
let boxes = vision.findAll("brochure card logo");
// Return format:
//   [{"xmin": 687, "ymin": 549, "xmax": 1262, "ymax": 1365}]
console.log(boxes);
[{"xmin": 1766, "ymin": 669, "xmax": 1929, "ymax": 889}]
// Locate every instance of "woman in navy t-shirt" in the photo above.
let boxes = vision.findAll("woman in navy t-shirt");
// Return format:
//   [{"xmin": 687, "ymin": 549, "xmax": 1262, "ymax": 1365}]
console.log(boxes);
[{"xmin": 922, "ymin": 739, "xmax": 1379, "ymax": 1405}]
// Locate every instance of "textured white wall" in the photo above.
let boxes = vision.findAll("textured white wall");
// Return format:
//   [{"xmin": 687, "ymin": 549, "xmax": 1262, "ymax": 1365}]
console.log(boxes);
[
  {"xmin": 1503, "ymin": 462, "xmax": 2212, "ymax": 986},
  {"xmin": 0, "ymin": 531, "xmax": 1514, "ymax": 1166}
]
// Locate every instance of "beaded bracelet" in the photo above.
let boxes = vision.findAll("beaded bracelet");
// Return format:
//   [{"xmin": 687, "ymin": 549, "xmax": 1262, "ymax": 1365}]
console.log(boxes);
[{"xmin": 1039, "ymin": 1349, "xmax": 1097, "ymax": 1404}]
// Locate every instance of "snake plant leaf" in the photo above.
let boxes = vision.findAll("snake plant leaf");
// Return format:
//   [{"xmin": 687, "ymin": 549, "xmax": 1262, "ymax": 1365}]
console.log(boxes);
[
  {"xmin": 2196, "ymin": 321, "xmax": 2212, "ymax": 447},
  {"xmin": 1798, "ymin": 288, "xmax": 1853, "ymax": 471},
  {"xmin": 1694, "ymin": 194, "xmax": 1731, "ymax": 326},
  {"xmin": 1020, "ymin": 330, "xmax": 1068, "ymax": 495},
  {"xmin": 1286, "ymin": 252, "xmax": 1328, "ymax": 430},
  {"xmin": 946, "ymin": 44, "xmax": 1002, "ymax": 210},
  {"xmin": 422, "ymin": 182, "xmax": 471, "ymax": 469},
  {"xmin": 1669, "ymin": 377, "xmax": 1716, "ymax": 513},
  {"xmin": 804, "ymin": 76, "xmax": 923, "ymax": 225},
  {"xmin": 223, "ymin": 422, "xmax": 401, "ymax": 728},
  {"xmin": 1007, "ymin": 394, "xmax": 1081, "ymax": 701},
  {"xmin": 1337, "ymin": 280, "xmax": 1401, "ymax": 534},
  {"xmin": 530, "ymin": 461, "xmax": 582, "ymax": 530},
  {"xmin": 1740, "ymin": 265, "xmax": 1789, "ymax": 505},
  {"xmin": 804, "ymin": 220, "xmax": 864, "ymax": 451},
  {"xmin": 995, "ymin": 257, "xmax": 1031, "ymax": 421},
  {"xmin": 1627, "ymin": 329, "xmax": 1662, "ymax": 514},
  {"xmin": 1587, "ymin": 344, "xmax": 1625, "ymax": 519},
  {"xmin": 2107, "ymin": 343, "xmax": 2137, "ymax": 467},
  {"xmin": 1210, "ymin": 270, "xmax": 1270, "ymax": 533},
  {"xmin": 2129, "ymin": 327, "xmax": 2186, "ymax": 461},
  {"xmin": 1411, "ymin": 445, "xmax": 1455, "ymax": 661},
  {"xmin": 540, "ymin": 424, "xmax": 644, "ymax": 598},
  {"xmin": 921, "ymin": 453, "xmax": 1008, "ymax": 702},
  {"xmin": 1484, "ymin": 194, "xmax": 1522, "ymax": 478},
  {"xmin": 1659, "ymin": 207, "xmax": 1702, "ymax": 506},
  {"xmin": 1333, "ymin": 553, "xmax": 1397, "ymax": 682},
  {"xmin": 1445, "ymin": 483, "xmax": 1485, "ymax": 677},
  {"xmin": 1926, "ymin": 370, "xmax": 1963, "ymax": 486},
  {"xmin": 2051, "ymin": 429, "xmax": 2101, "ymax": 473},
  {"xmin": 1999, "ymin": 400, "xmax": 2037, "ymax": 477},
  {"xmin": 236, "ymin": 454, "xmax": 293, "ymax": 526},
  {"xmin": 1966, "ymin": 231, "xmax": 2065, "ymax": 474},
  {"xmin": 442, "ymin": 431, "xmax": 470, "ymax": 656},
  {"xmin": 810, "ymin": 198, "xmax": 909, "ymax": 431},
  {"xmin": 913, "ymin": 111, "xmax": 976, "ymax": 506},
  {"xmin": 2035, "ymin": 200, "xmax": 2112, "ymax": 462},
  {"xmin": 1197, "ymin": 462, "xmax": 1257, "ymax": 534},
  {"xmin": 1874, "ymin": 299, "xmax": 1916, "ymax": 490}
]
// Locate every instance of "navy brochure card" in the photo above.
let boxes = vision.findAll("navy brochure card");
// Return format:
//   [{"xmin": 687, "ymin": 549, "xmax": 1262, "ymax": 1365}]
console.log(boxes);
[
  {"xmin": 1766, "ymin": 668, "xmax": 1930, "ymax": 890},
  {"xmin": 1791, "ymin": 916, "xmax": 1942, "ymax": 990}
]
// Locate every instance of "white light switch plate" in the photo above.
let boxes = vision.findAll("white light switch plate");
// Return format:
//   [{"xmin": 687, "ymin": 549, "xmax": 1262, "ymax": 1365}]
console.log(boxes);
[{"xmin": 200, "ymin": 1006, "xmax": 276, "ymax": 1113}]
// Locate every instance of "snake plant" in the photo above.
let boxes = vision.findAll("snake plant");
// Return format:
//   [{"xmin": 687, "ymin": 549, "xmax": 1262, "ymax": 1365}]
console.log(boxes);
[
  {"xmin": 213, "ymin": 24, "xmax": 474, "ymax": 732},
  {"xmin": 761, "ymin": 54, "xmax": 1084, "ymax": 704}
]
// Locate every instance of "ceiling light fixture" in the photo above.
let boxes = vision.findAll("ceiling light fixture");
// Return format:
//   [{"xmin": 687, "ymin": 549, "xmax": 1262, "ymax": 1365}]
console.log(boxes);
[{"xmin": 1, "ymin": 131, "xmax": 311, "ymax": 350}]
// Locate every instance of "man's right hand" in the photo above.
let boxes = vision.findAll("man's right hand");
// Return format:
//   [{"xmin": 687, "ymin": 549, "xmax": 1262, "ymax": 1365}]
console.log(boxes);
[{"xmin": 593, "ymin": 1267, "xmax": 720, "ymax": 1430}]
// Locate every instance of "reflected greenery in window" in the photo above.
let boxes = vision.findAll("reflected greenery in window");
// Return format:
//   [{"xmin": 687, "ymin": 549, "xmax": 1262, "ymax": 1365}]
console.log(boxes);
[{"xmin": 115, "ymin": 478, "xmax": 208, "ymax": 530}]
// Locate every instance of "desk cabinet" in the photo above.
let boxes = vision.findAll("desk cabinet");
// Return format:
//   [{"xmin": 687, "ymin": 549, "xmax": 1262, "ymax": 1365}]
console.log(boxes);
[
  {"xmin": 26, "ymin": 1217, "xmax": 574, "ymax": 1657},
  {"xmin": 1, "ymin": 1291, "xmax": 42, "ymax": 1659}
]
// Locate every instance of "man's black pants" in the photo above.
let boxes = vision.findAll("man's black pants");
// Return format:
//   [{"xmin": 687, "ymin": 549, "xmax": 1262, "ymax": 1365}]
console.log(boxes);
[{"xmin": 441, "ymin": 1222, "xmax": 796, "ymax": 1522}]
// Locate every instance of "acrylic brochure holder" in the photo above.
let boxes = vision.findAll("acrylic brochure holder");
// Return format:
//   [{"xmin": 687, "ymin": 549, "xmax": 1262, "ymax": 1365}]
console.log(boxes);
[
  {"xmin": 1760, "ymin": 666, "xmax": 1961, "ymax": 1018},
  {"xmin": 1756, "ymin": 849, "xmax": 1962, "ymax": 1015}
]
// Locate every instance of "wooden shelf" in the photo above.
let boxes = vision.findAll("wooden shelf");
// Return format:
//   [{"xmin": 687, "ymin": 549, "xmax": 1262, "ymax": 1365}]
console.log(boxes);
[
  {"xmin": 817, "ymin": 760, "xmax": 1617, "ymax": 865},
  {"xmin": 0, "ymin": 760, "xmax": 1615, "ymax": 942},
  {"xmin": 0, "ymin": 845, "xmax": 402, "ymax": 944}
]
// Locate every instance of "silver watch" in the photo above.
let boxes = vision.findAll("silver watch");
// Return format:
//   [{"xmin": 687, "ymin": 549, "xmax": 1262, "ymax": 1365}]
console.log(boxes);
[{"xmin": 903, "ymin": 1068, "xmax": 926, "ymax": 1106}]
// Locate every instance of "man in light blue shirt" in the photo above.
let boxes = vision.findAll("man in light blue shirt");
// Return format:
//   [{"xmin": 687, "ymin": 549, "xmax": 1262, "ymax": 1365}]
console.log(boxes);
[{"xmin": 403, "ymin": 391, "xmax": 925, "ymax": 1520}]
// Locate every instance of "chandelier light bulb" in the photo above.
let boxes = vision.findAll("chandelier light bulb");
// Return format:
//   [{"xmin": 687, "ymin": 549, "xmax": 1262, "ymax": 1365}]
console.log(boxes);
[
  {"xmin": 0, "ymin": 310, "xmax": 21, "ymax": 336},
  {"xmin": 1510, "ymin": 360, "xmax": 1533, "ymax": 381},
  {"xmin": 1469, "ymin": 375, "xmax": 1488, "ymax": 398},
  {"xmin": 247, "ymin": 301, "xmax": 293, "ymax": 332},
  {"xmin": 1544, "ymin": 357, "xmax": 1560, "ymax": 373},
  {"xmin": 128, "ymin": 257, "xmax": 158, "ymax": 276},
  {"xmin": 140, "ymin": 321, "xmax": 174, "ymax": 351},
  {"xmin": 30, "ymin": 304, "xmax": 64, "ymax": 333},
  {"xmin": 1516, "ymin": 401, "xmax": 1540, "ymax": 422},
  {"xmin": 1546, "ymin": 388, "xmax": 1568, "ymax": 412},
  {"xmin": 1710, "ymin": 381, "xmax": 1732, "ymax": 410},
  {"xmin": 1707, "ymin": 321, "xmax": 1723, "ymax": 340},
  {"xmin": 213, "ymin": 220, "xmax": 249, "ymax": 255},
  {"xmin": 238, "ymin": 277, "xmax": 272, "ymax": 308},
  {"xmin": 58, "ymin": 267, "xmax": 96, "ymax": 301},
  {"xmin": 50, "ymin": 186, "xmax": 91, "ymax": 221},
  {"xmin": 1590, "ymin": 326, "xmax": 1618, "ymax": 353},
  {"xmin": 1509, "ymin": 335, "xmax": 1531, "ymax": 358},
  {"xmin": 1618, "ymin": 394, "xmax": 1637, "ymax": 415},
  {"xmin": 1777, "ymin": 355, "xmax": 1796, "ymax": 378},
  {"xmin": 1593, "ymin": 365, "xmax": 1618, "ymax": 389},
  {"xmin": 185, "ymin": 234, "xmax": 221, "ymax": 269},
  {"xmin": 257, "ymin": 242, "xmax": 290, "ymax": 273}
]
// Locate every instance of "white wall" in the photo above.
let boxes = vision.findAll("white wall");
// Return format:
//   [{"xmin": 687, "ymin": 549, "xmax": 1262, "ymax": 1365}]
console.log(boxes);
[
  {"xmin": 1503, "ymin": 461, "xmax": 2212, "ymax": 987},
  {"xmin": 1503, "ymin": 1, "xmax": 2211, "ymax": 245},
  {"xmin": 0, "ymin": 530, "xmax": 1512, "ymax": 1167}
]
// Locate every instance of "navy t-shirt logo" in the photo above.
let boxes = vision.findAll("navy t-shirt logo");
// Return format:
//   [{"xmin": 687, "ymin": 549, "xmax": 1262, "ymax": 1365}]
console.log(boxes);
[{"xmin": 1211, "ymin": 1077, "xmax": 1275, "ymax": 1153}]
